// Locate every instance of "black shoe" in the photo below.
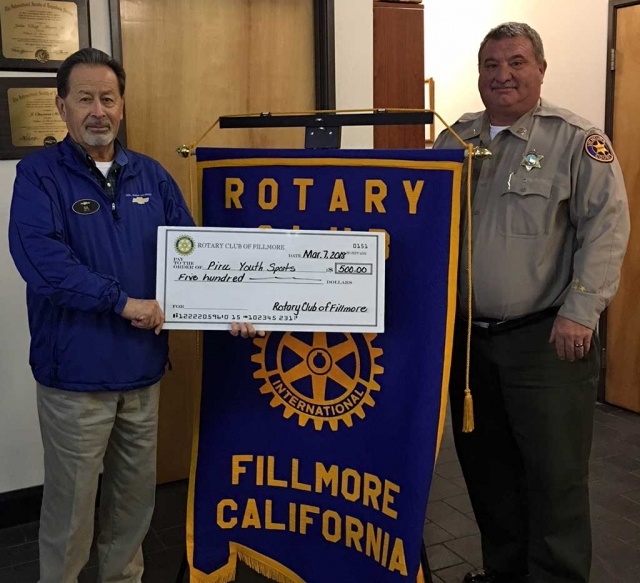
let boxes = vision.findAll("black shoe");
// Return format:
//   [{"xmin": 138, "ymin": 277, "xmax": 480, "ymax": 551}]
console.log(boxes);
[{"xmin": 463, "ymin": 568, "xmax": 530, "ymax": 583}]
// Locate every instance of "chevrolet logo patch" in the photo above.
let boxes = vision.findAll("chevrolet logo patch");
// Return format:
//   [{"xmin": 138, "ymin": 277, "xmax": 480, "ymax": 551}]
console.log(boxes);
[{"xmin": 132, "ymin": 197, "xmax": 150, "ymax": 205}]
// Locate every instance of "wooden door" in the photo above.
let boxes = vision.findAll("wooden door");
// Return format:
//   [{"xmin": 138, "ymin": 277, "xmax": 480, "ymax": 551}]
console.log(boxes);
[
  {"xmin": 373, "ymin": 1, "xmax": 425, "ymax": 148},
  {"xmin": 605, "ymin": 2, "xmax": 640, "ymax": 412},
  {"xmin": 118, "ymin": 0, "xmax": 316, "ymax": 482}
]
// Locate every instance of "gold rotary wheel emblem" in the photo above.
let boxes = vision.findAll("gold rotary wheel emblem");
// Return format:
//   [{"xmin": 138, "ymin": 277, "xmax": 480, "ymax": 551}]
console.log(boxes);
[
  {"xmin": 252, "ymin": 332, "xmax": 384, "ymax": 431},
  {"xmin": 175, "ymin": 235, "xmax": 195, "ymax": 256}
]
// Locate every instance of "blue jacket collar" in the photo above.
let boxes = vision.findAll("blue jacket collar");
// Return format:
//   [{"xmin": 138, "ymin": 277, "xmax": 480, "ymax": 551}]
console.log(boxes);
[{"xmin": 60, "ymin": 135, "xmax": 136, "ymax": 175}]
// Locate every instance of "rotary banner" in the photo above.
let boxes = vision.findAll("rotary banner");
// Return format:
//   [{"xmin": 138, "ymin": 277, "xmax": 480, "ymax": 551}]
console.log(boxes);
[{"xmin": 188, "ymin": 148, "xmax": 464, "ymax": 583}]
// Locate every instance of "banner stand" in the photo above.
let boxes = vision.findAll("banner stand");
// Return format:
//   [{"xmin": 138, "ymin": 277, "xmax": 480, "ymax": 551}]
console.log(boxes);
[{"xmin": 175, "ymin": 110, "xmax": 437, "ymax": 583}]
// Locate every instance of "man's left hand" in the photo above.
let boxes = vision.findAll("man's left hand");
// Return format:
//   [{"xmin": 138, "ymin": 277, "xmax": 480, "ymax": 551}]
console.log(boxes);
[{"xmin": 549, "ymin": 316, "xmax": 594, "ymax": 362}]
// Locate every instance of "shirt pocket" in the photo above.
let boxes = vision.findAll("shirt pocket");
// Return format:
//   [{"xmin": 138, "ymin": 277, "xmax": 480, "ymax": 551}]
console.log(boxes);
[{"xmin": 497, "ymin": 177, "xmax": 552, "ymax": 238}]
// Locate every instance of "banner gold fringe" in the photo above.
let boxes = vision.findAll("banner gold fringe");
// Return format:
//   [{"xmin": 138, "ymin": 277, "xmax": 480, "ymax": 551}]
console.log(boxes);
[
  {"xmin": 189, "ymin": 543, "xmax": 306, "ymax": 583},
  {"xmin": 191, "ymin": 543, "xmax": 428, "ymax": 583},
  {"xmin": 193, "ymin": 566, "xmax": 236, "ymax": 583},
  {"xmin": 236, "ymin": 549, "xmax": 302, "ymax": 583}
]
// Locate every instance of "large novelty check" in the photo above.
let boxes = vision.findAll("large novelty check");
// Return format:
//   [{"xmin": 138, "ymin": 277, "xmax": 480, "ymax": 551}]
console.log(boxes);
[{"xmin": 156, "ymin": 227, "xmax": 386, "ymax": 332}]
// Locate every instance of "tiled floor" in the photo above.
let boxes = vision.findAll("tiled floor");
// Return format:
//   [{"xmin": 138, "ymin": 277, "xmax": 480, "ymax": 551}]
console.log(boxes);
[
  {"xmin": 0, "ymin": 479, "xmax": 191, "ymax": 583},
  {"xmin": 425, "ymin": 403, "xmax": 640, "ymax": 583},
  {"xmin": 1, "ymin": 402, "xmax": 639, "ymax": 582}
]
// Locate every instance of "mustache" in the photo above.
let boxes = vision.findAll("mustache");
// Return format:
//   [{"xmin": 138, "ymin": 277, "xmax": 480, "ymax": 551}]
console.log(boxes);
[{"xmin": 85, "ymin": 118, "xmax": 112, "ymax": 129}]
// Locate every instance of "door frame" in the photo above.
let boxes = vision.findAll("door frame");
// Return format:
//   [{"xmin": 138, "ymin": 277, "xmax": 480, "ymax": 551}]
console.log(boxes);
[
  {"xmin": 108, "ymin": 0, "xmax": 336, "ymax": 111},
  {"xmin": 605, "ymin": 0, "xmax": 640, "ymax": 138},
  {"xmin": 600, "ymin": 0, "xmax": 640, "ymax": 402}
]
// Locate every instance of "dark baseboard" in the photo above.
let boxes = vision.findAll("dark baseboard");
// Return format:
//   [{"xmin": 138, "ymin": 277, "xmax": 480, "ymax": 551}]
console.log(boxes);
[
  {"xmin": 0, "ymin": 477, "xmax": 105, "ymax": 530},
  {"xmin": 0, "ymin": 484, "xmax": 43, "ymax": 529}
]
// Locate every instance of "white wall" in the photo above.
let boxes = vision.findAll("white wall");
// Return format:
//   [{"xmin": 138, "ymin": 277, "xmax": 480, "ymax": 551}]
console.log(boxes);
[
  {"xmin": 335, "ymin": 0, "xmax": 374, "ymax": 148},
  {"xmin": 425, "ymin": 0, "xmax": 608, "ymax": 138},
  {"xmin": 0, "ymin": 0, "xmax": 111, "ymax": 494}
]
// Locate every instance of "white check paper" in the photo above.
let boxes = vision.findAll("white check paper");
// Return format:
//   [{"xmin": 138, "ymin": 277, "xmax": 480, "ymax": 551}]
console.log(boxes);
[{"xmin": 156, "ymin": 227, "xmax": 385, "ymax": 332}]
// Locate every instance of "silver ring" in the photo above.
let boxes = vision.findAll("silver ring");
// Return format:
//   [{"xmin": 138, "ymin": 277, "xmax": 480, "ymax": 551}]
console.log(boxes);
[{"xmin": 574, "ymin": 343, "xmax": 584, "ymax": 348}]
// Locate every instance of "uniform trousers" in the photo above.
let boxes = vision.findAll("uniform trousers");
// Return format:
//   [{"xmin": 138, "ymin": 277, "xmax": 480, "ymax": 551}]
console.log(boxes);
[
  {"xmin": 449, "ymin": 313, "xmax": 599, "ymax": 583},
  {"xmin": 36, "ymin": 382, "xmax": 160, "ymax": 583}
]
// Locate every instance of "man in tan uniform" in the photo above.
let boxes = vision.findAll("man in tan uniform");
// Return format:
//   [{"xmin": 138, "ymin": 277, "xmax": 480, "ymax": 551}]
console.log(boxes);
[{"xmin": 434, "ymin": 23, "xmax": 629, "ymax": 583}]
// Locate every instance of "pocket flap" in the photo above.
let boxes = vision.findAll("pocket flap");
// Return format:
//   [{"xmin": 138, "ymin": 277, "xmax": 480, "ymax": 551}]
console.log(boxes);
[{"xmin": 506, "ymin": 177, "xmax": 552, "ymax": 199}]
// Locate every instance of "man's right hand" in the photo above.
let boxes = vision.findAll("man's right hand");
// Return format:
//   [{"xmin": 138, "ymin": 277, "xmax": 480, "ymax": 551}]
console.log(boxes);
[
  {"xmin": 121, "ymin": 298, "xmax": 165, "ymax": 335},
  {"xmin": 230, "ymin": 321, "xmax": 266, "ymax": 339}
]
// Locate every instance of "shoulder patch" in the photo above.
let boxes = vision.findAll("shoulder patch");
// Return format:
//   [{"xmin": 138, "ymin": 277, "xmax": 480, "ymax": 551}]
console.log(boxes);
[{"xmin": 585, "ymin": 134, "xmax": 614, "ymax": 163}]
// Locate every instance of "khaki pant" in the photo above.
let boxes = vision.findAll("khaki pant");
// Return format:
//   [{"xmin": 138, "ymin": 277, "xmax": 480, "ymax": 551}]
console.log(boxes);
[{"xmin": 37, "ymin": 383, "xmax": 160, "ymax": 583}]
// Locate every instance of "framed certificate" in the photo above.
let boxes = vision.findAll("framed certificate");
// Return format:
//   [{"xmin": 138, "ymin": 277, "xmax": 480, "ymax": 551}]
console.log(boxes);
[
  {"xmin": 0, "ymin": 77, "xmax": 67, "ymax": 159},
  {"xmin": 0, "ymin": 0, "xmax": 90, "ymax": 71},
  {"xmin": 157, "ymin": 227, "xmax": 386, "ymax": 333}
]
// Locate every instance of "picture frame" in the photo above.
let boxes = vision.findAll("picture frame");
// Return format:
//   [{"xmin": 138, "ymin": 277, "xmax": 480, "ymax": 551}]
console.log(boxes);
[
  {"xmin": 0, "ymin": 0, "xmax": 90, "ymax": 72},
  {"xmin": 0, "ymin": 76, "xmax": 67, "ymax": 160}
]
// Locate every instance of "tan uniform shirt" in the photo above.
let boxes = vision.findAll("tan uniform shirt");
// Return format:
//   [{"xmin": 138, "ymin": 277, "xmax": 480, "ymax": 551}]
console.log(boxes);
[{"xmin": 434, "ymin": 99, "xmax": 630, "ymax": 329}]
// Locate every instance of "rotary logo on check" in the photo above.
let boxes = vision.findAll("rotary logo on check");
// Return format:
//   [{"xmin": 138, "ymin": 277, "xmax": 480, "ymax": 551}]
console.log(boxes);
[
  {"xmin": 252, "ymin": 331, "xmax": 384, "ymax": 431},
  {"xmin": 175, "ymin": 235, "xmax": 196, "ymax": 256}
]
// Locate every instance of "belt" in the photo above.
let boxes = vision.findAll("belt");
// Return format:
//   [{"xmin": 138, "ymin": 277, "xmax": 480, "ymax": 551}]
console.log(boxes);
[{"xmin": 460, "ymin": 306, "xmax": 559, "ymax": 334}]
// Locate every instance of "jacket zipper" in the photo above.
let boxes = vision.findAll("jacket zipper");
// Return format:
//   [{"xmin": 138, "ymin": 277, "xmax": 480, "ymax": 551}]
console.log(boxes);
[
  {"xmin": 105, "ymin": 174, "xmax": 120, "ymax": 221},
  {"xmin": 109, "ymin": 174, "xmax": 135, "ymax": 222},
  {"xmin": 111, "ymin": 200, "xmax": 120, "ymax": 221}
]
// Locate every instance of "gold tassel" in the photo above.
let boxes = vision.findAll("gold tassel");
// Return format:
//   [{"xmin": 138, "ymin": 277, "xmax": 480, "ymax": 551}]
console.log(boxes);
[
  {"xmin": 462, "ymin": 144, "xmax": 475, "ymax": 433},
  {"xmin": 462, "ymin": 388, "xmax": 474, "ymax": 433}
]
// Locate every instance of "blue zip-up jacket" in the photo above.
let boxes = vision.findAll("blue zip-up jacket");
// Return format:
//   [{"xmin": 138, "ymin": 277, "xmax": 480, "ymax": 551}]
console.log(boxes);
[{"xmin": 8, "ymin": 136, "xmax": 195, "ymax": 392}]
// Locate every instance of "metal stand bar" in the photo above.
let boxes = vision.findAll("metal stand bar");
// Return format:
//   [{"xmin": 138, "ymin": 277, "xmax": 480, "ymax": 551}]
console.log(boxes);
[{"xmin": 219, "ymin": 110, "xmax": 434, "ymax": 130}]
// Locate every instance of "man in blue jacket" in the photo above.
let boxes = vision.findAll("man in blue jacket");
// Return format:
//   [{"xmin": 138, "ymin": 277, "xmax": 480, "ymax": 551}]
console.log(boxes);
[{"xmin": 8, "ymin": 48, "xmax": 252, "ymax": 583}]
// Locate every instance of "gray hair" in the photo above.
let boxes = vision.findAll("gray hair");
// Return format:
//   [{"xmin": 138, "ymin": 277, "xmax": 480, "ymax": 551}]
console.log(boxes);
[
  {"xmin": 57, "ymin": 48, "xmax": 126, "ymax": 98},
  {"xmin": 478, "ymin": 22, "xmax": 545, "ymax": 65}
]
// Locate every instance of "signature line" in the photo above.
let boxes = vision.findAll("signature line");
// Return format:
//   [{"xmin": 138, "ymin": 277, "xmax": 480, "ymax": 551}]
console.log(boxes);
[{"xmin": 249, "ymin": 276, "xmax": 322, "ymax": 282}]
